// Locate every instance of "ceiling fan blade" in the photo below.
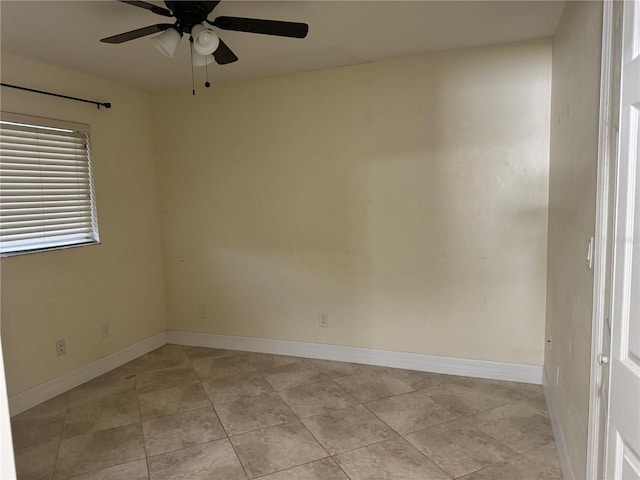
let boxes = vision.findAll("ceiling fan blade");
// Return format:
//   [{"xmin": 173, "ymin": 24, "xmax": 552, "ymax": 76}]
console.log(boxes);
[
  {"xmin": 119, "ymin": 1, "xmax": 173, "ymax": 17},
  {"xmin": 100, "ymin": 24, "xmax": 173, "ymax": 44},
  {"xmin": 209, "ymin": 16, "xmax": 309, "ymax": 38},
  {"xmin": 213, "ymin": 39, "xmax": 238, "ymax": 65}
]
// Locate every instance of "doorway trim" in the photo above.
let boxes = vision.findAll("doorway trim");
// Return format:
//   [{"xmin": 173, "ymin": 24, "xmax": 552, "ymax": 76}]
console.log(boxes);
[{"xmin": 587, "ymin": 1, "xmax": 623, "ymax": 478}]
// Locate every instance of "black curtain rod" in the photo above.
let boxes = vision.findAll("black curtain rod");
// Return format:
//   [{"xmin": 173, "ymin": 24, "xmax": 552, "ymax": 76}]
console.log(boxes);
[{"xmin": 0, "ymin": 83, "xmax": 111, "ymax": 109}]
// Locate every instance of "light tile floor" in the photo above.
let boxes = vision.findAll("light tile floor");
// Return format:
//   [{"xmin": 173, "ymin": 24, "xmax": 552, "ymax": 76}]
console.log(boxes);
[{"xmin": 11, "ymin": 345, "xmax": 562, "ymax": 480}]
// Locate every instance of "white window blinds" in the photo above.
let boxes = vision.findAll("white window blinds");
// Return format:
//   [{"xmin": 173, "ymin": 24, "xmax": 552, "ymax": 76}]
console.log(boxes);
[{"xmin": 0, "ymin": 113, "xmax": 99, "ymax": 255}]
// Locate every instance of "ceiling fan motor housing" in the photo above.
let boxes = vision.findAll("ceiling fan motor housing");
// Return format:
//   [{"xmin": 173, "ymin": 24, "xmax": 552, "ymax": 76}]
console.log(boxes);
[{"xmin": 165, "ymin": 1, "xmax": 218, "ymax": 34}]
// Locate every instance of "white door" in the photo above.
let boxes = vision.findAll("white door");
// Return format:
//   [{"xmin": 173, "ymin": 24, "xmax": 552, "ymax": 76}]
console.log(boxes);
[
  {"xmin": 0, "ymin": 338, "xmax": 16, "ymax": 479},
  {"xmin": 605, "ymin": 1, "xmax": 640, "ymax": 478}
]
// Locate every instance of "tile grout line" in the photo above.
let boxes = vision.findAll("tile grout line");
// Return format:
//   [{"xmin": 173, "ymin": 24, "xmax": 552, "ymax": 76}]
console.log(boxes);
[
  {"xmin": 357, "ymin": 402, "xmax": 453, "ymax": 480},
  {"xmin": 328, "ymin": 435, "xmax": 400, "ymax": 458},
  {"xmin": 49, "ymin": 393, "xmax": 70, "ymax": 480},
  {"xmin": 342, "ymin": 374, "xmax": 546, "ymax": 479},
  {"xmin": 191, "ymin": 351, "xmax": 252, "ymax": 480},
  {"xmin": 455, "ymin": 398, "xmax": 547, "ymax": 452},
  {"xmin": 274, "ymin": 388, "xmax": 331, "ymax": 456},
  {"xmin": 266, "ymin": 369, "xmax": 335, "ymax": 476},
  {"xmin": 360, "ymin": 399, "xmax": 406, "ymax": 435},
  {"xmin": 249, "ymin": 456, "xmax": 353, "ymax": 480},
  {"xmin": 400, "ymin": 417, "xmax": 486, "ymax": 479},
  {"xmin": 449, "ymin": 451, "xmax": 562, "ymax": 480},
  {"xmin": 269, "ymin": 383, "xmax": 357, "ymax": 480},
  {"xmin": 396, "ymin": 412, "xmax": 532, "ymax": 478},
  {"xmin": 276, "ymin": 377, "xmax": 359, "ymax": 419},
  {"xmin": 210, "ymin": 355, "xmax": 353, "ymax": 477},
  {"xmin": 272, "ymin": 370, "xmax": 400, "ymax": 460},
  {"xmin": 416, "ymin": 384, "xmax": 513, "ymax": 418},
  {"xmin": 212, "ymin": 354, "xmax": 329, "ymax": 478},
  {"xmin": 404, "ymin": 394, "xmax": 556, "ymax": 479},
  {"xmin": 329, "ymin": 457, "xmax": 355, "ymax": 480},
  {"xmin": 54, "ymin": 387, "xmax": 149, "ymax": 478},
  {"xmin": 134, "ymin": 366, "xmax": 152, "ymax": 480},
  {"xmin": 73, "ymin": 349, "xmax": 191, "ymax": 479},
  {"xmin": 117, "ymin": 348, "xmax": 239, "ymax": 477},
  {"xmin": 133, "ymin": 350, "xmax": 196, "ymax": 471},
  {"xmin": 371, "ymin": 397, "xmax": 464, "ymax": 437}
]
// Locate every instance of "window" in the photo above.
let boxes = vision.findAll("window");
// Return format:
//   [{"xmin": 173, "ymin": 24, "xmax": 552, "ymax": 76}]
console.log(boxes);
[{"xmin": 0, "ymin": 113, "xmax": 99, "ymax": 255}]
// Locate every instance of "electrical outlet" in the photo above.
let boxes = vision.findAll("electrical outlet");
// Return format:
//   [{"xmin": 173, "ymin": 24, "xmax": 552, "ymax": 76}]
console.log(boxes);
[
  {"xmin": 55, "ymin": 338, "xmax": 66, "ymax": 356},
  {"xmin": 319, "ymin": 313, "xmax": 329, "ymax": 328},
  {"xmin": 101, "ymin": 321, "xmax": 111, "ymax": 338},
  {"xmin": 199, "ymin": 304, "xmax": 207, "ymax": 319}
]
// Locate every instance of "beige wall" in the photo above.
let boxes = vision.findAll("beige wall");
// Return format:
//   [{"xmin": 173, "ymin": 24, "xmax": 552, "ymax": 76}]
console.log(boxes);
[
  {"xmin": 153, "ymin": 39, "xmax": 551, "ymax": 366},
  {"xmin": 0, "ymin": 54, "xmax": 167, "ymax": 396},
  {"xmin": 545, "ymin": 2, "xmax": 603, "ymax": 479},
  {"xmin": 0, "ymin": 37, "xmax": 554, "ymax": 398}
]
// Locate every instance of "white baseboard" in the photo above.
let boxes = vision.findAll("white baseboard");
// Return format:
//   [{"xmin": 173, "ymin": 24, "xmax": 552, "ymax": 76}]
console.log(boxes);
[
  {"xmin": 8, "ymin": 331, "xmax": 167, "ymax": 416},
  {"xmin": 7, "ymin": 330, "xmax": 543, "ymax": 417},
  {"xmin": 543, "ymin": 368, "xmax": 574, "ymax": 480},
  {"xmin": 167, "ymin": 330, "xmax": 543, "ymax": 384}
]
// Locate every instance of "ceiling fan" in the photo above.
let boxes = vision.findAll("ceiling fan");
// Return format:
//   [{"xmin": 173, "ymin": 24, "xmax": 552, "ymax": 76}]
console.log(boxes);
[{"xmin": 100, "ymin": 1, "xmax": 309, "ymax": 66}]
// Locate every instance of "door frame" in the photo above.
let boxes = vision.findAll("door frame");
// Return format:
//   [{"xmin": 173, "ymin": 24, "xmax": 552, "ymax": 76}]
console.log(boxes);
[
  {"xmin": 587, "ymin": 1, "xmax": 624, "ymax": 478},
  {"xmin": 0, "ymin": 338, "xmax": 16, "ymax": 479}
]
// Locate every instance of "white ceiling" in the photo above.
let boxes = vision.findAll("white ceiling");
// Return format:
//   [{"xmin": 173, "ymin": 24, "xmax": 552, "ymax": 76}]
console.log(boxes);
[{"xmin": 0, "ymin": 1, "xmax": 565, "ymax": 90}]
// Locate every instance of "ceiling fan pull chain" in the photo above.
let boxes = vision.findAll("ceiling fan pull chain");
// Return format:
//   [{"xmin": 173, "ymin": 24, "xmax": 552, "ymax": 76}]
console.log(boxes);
[
  {"xmin": 189, "ymin": 37, "xmax": 196, "ymax": 96},
  {"xmin": 205, "ymin": 60, "xmax": 211, "ymax": 88}
]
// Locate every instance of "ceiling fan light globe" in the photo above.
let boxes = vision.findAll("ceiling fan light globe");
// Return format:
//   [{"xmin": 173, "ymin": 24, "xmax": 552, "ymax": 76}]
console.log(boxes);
[
  {"xmin": 192, "ymin": 23, "xmax": 219, "ymax": 55},
  {"xmin": 191, "ymin": 46, "xmax": 215, "ymax": 66},
  {"xmin": 194, "ymin": 34, "xmax": 219, "ymax": 55},
  {"xmin": 152, "ymin": 28, "xmax": 181, "ymax": 58}
]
